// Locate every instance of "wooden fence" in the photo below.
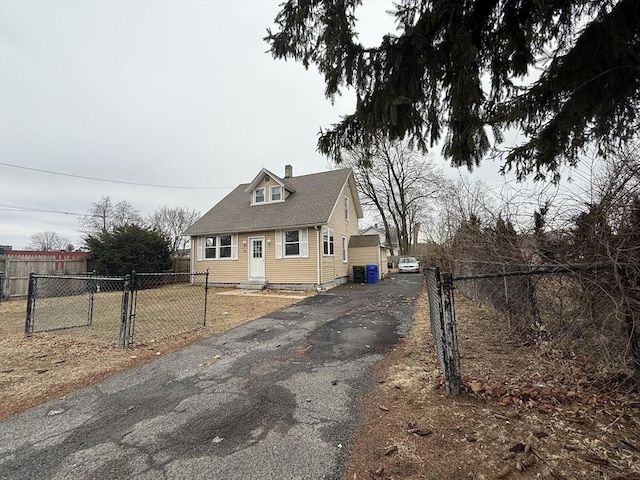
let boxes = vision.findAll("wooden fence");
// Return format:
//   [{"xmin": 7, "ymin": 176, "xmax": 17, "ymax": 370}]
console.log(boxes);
[
  {"xmin": 0, "ymin": 251, "xmax": 88, "ymax": 298},
  {"xmin": 1, "ymin": 251, "xmax": 190, "ymax": 298}
]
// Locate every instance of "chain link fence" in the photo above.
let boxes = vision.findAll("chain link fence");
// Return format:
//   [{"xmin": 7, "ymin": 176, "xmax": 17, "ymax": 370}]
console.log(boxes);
[
  {"xmin": 25, "ymin": 271, "xmax": 209, "ymax": 348},
  {"xmin": 424, "ymin": 267, "xmax": 461, "ymax": 395},
  {"xmin": 424, "ymin": 261, "xmax": 639, "ymax": 394},
  {"xmin": 450, "ymin": 261, "xmax": 618, "ymax": 341},
  {"xmin": 123, "ymin": 272, "xmax": 209, "ymax": 347},
  {"xmin": 441, "ymin": 260, "xmax": 638, "ymax": 390}
]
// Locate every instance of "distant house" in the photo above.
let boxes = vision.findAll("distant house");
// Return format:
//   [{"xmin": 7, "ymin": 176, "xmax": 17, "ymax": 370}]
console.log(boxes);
[
  {"xmin": 184, "ymin": 166, "xmax": 364, "ymax": 290},
  {"xmin": 359, "ymin": 224, "xmax": 399, "ymax": 257}
]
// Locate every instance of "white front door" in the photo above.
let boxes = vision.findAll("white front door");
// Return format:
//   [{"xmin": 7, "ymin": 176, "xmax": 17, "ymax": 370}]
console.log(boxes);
[{"xmin": 248, "ymin": 237, "xmax": 265, "ymax": 280}]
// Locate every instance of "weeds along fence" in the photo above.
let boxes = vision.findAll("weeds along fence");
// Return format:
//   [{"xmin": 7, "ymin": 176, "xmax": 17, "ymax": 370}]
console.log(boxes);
[
  {"xmin": 426, "ymin": 262, "xmax": 640, "ymax": 394},
  {"xmin": 25, "ymin": 271, "xmax": 209, "ymax": 348}
]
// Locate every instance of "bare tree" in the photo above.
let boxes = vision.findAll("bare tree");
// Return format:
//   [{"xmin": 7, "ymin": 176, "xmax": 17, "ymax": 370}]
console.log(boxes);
[
  {"xmin": 80, "ymin": 196, "xmax": 142, "ymax": 235},
  {"xmin": 147, "ymin": 206, "xmax": 199, "ymax": 254},
  {"xmin": 341, "ymin": 139, "xmax": 445, "ymax": 255},
  {"xmin": 29, "ymin": 231, "xmax": 70, "ymax": 251}
]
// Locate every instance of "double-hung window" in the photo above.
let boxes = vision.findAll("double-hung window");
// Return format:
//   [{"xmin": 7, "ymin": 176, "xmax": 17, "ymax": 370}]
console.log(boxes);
[
  {"xmin": 284, "ymin": 230, "xmax": 300, "ymax": 256},
  {"xmin": 270, "ymin": 186, "xmax": 282, "ymax": 202},
  {"xmin": 200, "ymin": 235, "xmax": 237, "ymax": 260},
  {"xmin": 323, "ymin": 228, "xmax": 334, "ymax": 256},
  {"xmin": 205, "ymin": 237, "xmax": 217, "ymax": 259},
  {"xmin": 254, "ymin": 188, "xmax": 265, "ymax": 204},
  {"xmin": 219, "ymin": 235, "xmax": 232, "ymax": 258},
  {"xmin": 275, "ymin": 228, "xmax": 308, "ymax": 259},
  {"xmin": 342, "ymin": 236, "xmax": 348, "ymax": 263}
]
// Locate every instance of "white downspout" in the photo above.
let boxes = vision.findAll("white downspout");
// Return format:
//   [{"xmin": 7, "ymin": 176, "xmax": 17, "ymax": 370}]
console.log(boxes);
[{"xmin": 315, "ymin": 226, "xmax": 321, "ymax": 289}]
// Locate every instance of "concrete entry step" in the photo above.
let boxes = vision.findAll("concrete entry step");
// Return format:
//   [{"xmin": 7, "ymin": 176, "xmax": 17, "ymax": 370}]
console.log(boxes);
[{"xmin": 237, "ymin": 280, "xmax": 267, "ymax": 290}]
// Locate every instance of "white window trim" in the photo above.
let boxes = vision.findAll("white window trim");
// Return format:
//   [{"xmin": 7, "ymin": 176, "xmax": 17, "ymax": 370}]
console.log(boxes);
[
  {"xmin": 345, "ymin": 196, "xmax": 350, "ymax": 221},
  {"xmin": 323, "ymin": 227, "xmax": 334, "ymax": 256},
  {"xmin": 205, "ymin": 236, "xmax": 217, "ymax": 259},
  {"xmin": 342, "ymin": 236, "xmax": 348, "ymax": 263},
  {"xmin": 269, "ymin": 185, "xmax": 284, "ymax": 203},
  {"xmin": 253, "ymin": 187, "xmax": 265, "ymax": 205},
  {"xmin": 275, "ymin": 228, "xmax": 308, "ymax": 259},
  {"xmin": 199, "ymin": 234, "xmax": 238, "ymax": 260}
]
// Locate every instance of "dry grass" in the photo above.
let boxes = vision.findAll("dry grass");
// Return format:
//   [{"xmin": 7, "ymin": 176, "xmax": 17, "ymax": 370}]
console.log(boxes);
[
  {"xmin": 343, "ymin": 289, "xmax": 640, "ymax": 480},
  {"xmin": 0, "ymin": 287, "xmax": 308, "ymax": 419}
]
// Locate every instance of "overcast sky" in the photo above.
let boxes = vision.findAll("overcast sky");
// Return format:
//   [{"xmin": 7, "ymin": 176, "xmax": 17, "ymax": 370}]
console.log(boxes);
[{"xmin": 0, "ymin": 0, "xmax": 539, "ymax": 250}]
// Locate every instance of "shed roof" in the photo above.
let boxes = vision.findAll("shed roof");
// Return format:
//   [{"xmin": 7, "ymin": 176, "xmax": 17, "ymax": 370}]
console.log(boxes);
[{"xmin": 348, "ymin": 235, "xmax": 380, "ymax": 248}]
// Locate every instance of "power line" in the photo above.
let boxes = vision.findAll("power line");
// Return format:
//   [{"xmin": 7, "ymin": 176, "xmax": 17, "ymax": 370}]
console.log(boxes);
[
  {"xmin": 0, "ymin": 162, "xmax": 232, "ymax": 190},
  {"xmin": 0, "ymin": 204, "xmax": 88, "ymax": 216}
]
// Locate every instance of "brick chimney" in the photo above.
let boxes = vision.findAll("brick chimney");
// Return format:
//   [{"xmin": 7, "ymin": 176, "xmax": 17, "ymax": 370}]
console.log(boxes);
[{"xmin": 284, "ymin": 165, "xmax": 293, "ymax": 178}]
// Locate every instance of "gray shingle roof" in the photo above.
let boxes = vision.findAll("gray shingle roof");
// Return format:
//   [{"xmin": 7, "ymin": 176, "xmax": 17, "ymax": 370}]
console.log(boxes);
[{"xmin": 185, "ymin": 168, "xmax": 358, "ymax": 236}]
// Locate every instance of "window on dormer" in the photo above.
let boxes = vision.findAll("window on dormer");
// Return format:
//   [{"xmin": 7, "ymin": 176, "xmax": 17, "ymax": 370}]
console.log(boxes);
[
  {"xmin": 270, "ymin": 185, "xmax": 282, "ymax": 202},
  {"xmin": 254, "ymin": 187, "xmax": 265, "ymax": 203}
]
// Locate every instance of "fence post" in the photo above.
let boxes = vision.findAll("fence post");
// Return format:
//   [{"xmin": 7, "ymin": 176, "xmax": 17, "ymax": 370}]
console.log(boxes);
[
  {"xmin": 441, "ymin": 272, "xmax": 461, "ymax": 395},
  {"xmin": 118, "ymin": 274, "xmax": 131, "ymax": 348},
  {"xmin": 127, "ymin": 271, "xmax": 137, "ymax": 347},
  {"xmin": 203, "ymin": 269, "xmax": 209, "ymax": 327},
  {"xmin": 502, "ymin": 264, "xmax": 511, "ymax": 329},
  {"xmin": 87, "ymin": 275, "xmax": 96, "ymax": 327},
  {"xmin": 25, "ymin": 273, "xmax": 37, "ymax": 335}
]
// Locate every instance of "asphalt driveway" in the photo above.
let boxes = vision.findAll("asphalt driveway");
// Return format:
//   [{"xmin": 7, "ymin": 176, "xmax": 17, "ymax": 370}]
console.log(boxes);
[{"xmin": 0, "ymin": 273, "xmax": 423, "ymax": 480}]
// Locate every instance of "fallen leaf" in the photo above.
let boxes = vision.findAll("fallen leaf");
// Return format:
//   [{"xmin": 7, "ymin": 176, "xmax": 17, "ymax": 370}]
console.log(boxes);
[{"xmin": 470, "ymin": 381, "xmax": 483, "ymax": 394}]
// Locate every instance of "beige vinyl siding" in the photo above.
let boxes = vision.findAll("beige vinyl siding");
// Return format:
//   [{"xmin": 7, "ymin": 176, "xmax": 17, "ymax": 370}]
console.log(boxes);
[
  {"xmin": 322, "ymin": 180, "xmax": 360, "ymax": 281},
  {"xmin": 348, "ymin": 246, "xmax": 378, "ymax": 268},
  {"xmin": 192, "ymin": 235, "xmax": 246, "ymax": 283},
  {"xmin": 252, "ymin": 175, "xmax": 289, "ymax": 203},
  {"xmin": 267, "ymin": 229, "xmax": 319, "ymax": 284},
  {"xmin": 193, "ymin": 231, "xmax": 319, "ymax": 284}
]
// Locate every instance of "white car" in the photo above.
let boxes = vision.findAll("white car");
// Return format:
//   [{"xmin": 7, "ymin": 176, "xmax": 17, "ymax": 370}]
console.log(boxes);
[{"xmin": 398, "ymin": 256, "xmax": 420, "ymax": 273}]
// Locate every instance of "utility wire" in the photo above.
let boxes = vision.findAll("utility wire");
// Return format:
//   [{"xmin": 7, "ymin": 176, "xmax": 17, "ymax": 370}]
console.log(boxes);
[
  {"xmin": 0, "ymin": 162, "xmax": 232, "ymax": 190},
  {"xmin": 0, "ymin": 204, "xmax": 88, "ymax": 216}
]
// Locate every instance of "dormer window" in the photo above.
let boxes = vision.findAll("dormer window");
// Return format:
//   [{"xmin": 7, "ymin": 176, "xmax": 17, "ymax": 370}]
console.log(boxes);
[
  {"xmin": 254, "ymin": 187, "xmax": 265, "ymax": 204},
  {"xmin": 270, "ymin": 186, "xmax": 282, "ymax": 202}
]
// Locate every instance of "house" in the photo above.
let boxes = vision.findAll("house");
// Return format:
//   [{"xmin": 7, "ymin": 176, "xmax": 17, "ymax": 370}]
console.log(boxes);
[
  {"xmin": 359, "ymin": 224, "xmax": 399, "ymax": 257},
  {"xmin": 184, "ymin": 166, "xmax": 363, "ymax": 290}
]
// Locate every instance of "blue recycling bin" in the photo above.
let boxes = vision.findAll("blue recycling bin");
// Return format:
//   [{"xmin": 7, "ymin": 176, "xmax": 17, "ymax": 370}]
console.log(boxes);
[{"xmin": 366, "ymin": 264, "xmax": 379, "ymax": 284}]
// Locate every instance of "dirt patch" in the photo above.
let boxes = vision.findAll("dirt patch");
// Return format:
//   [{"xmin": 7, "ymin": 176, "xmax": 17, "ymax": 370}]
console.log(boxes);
[
  {"xmin": 0, "ymin": 288, "xmax": 308, "ymax": 419},
  {"xmin": 343, "ymin": 289, "xmax": 640, "ymax": 480}
]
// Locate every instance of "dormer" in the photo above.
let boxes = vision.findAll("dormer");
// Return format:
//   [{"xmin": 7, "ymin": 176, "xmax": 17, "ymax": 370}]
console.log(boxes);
[{"xmin": 245, "ymin": 166, "xmax": 295, "ymax": 206}]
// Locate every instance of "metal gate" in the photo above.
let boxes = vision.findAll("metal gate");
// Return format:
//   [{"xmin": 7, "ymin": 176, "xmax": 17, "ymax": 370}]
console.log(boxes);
[{"xmin": 25, "ymin": 271, "xmax": 209, "ymax": 348}]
